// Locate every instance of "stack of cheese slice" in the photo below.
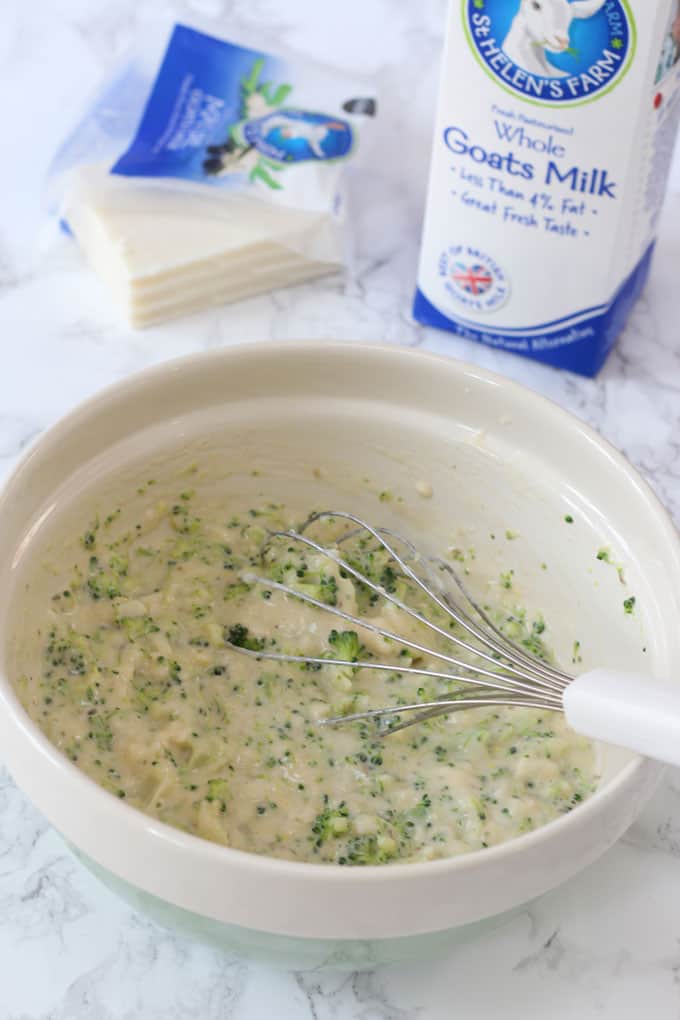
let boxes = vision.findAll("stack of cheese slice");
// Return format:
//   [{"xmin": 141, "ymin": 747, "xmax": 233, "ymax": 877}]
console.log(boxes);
[{"xmin": 63, "ymin": 165, "xmax": 341, "ymax": 327}]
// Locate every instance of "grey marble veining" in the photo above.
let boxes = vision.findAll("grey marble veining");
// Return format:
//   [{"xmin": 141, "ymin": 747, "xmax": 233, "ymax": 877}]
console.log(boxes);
[{"xmin": 1, "ymin": 0, "xmax": 680, "ymax": 1017}]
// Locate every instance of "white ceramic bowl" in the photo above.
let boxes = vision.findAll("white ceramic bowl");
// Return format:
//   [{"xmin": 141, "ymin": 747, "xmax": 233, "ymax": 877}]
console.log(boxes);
[{"xmin": 1, "ymin": 343, "xmax": 679, "ymax": 969}]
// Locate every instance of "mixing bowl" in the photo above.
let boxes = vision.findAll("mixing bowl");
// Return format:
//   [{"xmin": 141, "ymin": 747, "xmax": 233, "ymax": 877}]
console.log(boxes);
[{"xmin": 1, "ymin": 343, "xmax": 678, "ymax": 969}]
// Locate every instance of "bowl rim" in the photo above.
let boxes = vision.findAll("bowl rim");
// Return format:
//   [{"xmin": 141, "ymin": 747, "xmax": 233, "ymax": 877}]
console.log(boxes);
[{"xmin": 0, "ymin": 340, "xmax": 675, "ymax": 889}]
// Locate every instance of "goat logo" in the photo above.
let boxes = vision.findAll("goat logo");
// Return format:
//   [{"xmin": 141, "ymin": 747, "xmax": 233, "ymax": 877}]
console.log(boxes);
[
  {"xmin": 243, "ymin": 111, "xmax": 353, "ymax": 164},
  {"xmin": 464, "ymin": 0, "xmax": 635, "ymax": 105}
]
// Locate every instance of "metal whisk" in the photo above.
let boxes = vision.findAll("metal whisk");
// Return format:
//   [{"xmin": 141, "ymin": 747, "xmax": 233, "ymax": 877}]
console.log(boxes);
[{"xmin": 226, "ymin": 511, "xmax": 680, "ymax": 766}]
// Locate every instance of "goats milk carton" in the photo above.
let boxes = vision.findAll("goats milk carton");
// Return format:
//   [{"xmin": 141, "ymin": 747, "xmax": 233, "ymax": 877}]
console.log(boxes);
[{"xmin": 414, "ymin": 1, "xmax": 680, "ymax": 375}]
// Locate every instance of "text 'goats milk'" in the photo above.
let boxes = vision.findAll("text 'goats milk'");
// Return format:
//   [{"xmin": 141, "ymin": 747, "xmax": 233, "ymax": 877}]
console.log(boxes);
[{"xmin": 414, "ymin": 1, "xmax": 680, "ymax": 375}]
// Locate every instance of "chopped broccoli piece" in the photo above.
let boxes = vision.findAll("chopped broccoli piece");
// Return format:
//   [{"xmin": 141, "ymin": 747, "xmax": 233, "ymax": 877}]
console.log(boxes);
[
  {"xmin": 521, "ymin": 615, "xmax": 549, "ymax": 658},
  {"xmin": 294, "ymin": 573, "xmax": 338, "ymax": 606},
  {"xmin": 82, "ymin": 520, "xmax": 99, "ymax": 549},
  {"xmin": 328, "ymin": 630, "xmax": 362, "ymax": 662},
  {"xmin": 310, "ymin": 800, "xmax": 350, "ymax": 848},
  {"xmin": 318, "ymin": 573, "xmax": 339, "ymax": 604},
  {"xmin": 341, "ymin": 833, "xmax": 398, "ymax": 865},
  {"xmin": 623, "ymin": 596, "xmax": 636, "ymax": 615},
  {"xmin": 380, "ymin": 565, "xmax": 398, "ymax": 593},
  {"xmin": 224, "ymin": 581, "xmax": 252, "ymax": 601},
  {"xmin": 205, "ymin": 775, "xmax": 230, "ymax": 807},
  {"xmin": 108, "ymin": 554, "xmax": 128, "ymax": 577},
  {"xmin": 88, "ymin": 713, "xmax": 114, "ymax": 752},
  {"xmin": 499, "ymin": 570, "xmax": 514, "ymax": 590},
  {"xmin": 226, "ymin": 624, "xmax": 265, "ymax": 652},
  {"xmin": 86, "ymin": 575, "xmax": 121, "ymax": 600},
  {"xmin": 45, "ymin": 629, "xmax": 88, "ymax": 675},
  {"xmin": 120, "ymin": 616, "xmax": 160, "ymax": 640}
]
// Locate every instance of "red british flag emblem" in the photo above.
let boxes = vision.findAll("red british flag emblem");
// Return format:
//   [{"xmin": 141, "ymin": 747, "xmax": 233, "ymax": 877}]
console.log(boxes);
[{"xmin": 451, "ymin": 263, "xmax": 494, "ymax": 297}]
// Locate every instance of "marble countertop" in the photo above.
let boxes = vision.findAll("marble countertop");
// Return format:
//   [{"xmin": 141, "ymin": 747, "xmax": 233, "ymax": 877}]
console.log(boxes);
[{"xmin": 2, "ymin": 1, "xmax": 680, "ymax": 1017}]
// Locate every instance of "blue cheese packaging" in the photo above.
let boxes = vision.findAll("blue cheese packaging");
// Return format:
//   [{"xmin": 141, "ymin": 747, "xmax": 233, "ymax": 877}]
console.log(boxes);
[
  {"xmin": 47, "ymin": 24, "xmax": 376, "ymax": 327},
  {"xmin": 111, "ymin": 25, "xmax": 368, "ymax": 195}
]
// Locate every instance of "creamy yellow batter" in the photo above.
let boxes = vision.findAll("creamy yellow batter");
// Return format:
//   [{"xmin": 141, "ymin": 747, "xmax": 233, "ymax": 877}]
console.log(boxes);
[{"xmin": 12, "ymin": 471, "xmax": 596, "ymax": 865}]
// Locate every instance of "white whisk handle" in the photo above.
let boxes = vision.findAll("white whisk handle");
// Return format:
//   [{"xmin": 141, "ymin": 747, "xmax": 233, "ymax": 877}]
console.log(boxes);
[{"xmin": 564, "ymin": 669, "xmax": 680, "ymax": 767}]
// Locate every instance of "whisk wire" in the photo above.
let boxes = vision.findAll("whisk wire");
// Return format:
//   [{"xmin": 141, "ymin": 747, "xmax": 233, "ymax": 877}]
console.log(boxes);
[
  {"xmin": 304, "ymin": 511, "xmax": 569, "ymax": 692},
  {"xmin": 431, "ymin": 555, "xmax": 569, "ymax": 688},
  {"xmin": 323, "ymin": 694, "xmax": 564, "ymax": 732},
  {"xmin": 330, "ymin": 514, "xmax": 569, "ymax": 691},
  {"xmin": 228, "ymin": 511, "xmax": 573, "ymax": 735},
  {"xmin": 242, "ymin": 570, "xmax": 544, "ymax": 692},
  {"xmin": 264, "ymin": 514, "xmax": 566, "ymax": 695},
  {"xmin": 227, "ymin": 644, "xmax": 562, "ymax": 702}
]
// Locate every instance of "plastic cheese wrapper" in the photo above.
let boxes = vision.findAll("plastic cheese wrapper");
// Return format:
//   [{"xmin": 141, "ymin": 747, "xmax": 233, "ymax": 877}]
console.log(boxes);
[
  {"xmin": 414, "ymin": 1, "xmax": 680, "ymax": 377},
  {"xmin": 46, "ymin": 24, "xmax": 376, "ymax": 327}
]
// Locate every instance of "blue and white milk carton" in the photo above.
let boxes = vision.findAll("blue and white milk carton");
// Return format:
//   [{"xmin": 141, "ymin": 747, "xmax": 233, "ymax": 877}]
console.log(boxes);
[{"xmin": 414, "ymin": 1, "xmax": 680, "ymax": 375}]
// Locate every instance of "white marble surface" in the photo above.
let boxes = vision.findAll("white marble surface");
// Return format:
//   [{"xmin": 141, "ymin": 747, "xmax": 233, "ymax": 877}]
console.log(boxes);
[{"xmin": 2, "ymin": 1, "xmax": 680, "ymax": 1016}]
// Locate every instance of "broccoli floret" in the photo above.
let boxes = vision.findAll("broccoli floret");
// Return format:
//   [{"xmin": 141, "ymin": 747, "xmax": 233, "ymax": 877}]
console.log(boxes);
[
  {"xmin": 292, "ymin": 572, "xmax": 339, "ymax": 606},
  {"xmin": 326, "ymin": 630, "xmax": 365, "ymax": 694},
  {"xmin": 226, "ymin": 624, "xmax": 265, "ymax": 652},
  {"xmin": 328, "ymin": 630, "xmax": 362, "ymax": 662},
  {"xmin": 206, "ymin": 778, "xmax": 229, "ymax": 806},
  {"xmin": 310, "ymin": 799, "xmax": 349, "ymax": 848},
  {"xmin": 380, "ymin": 807, "xmax": 418, "ymax": 851},
  {"xmin": 499, "ymin": 570, "xmax": 514, "ymax": 590},
  {"xmin": 108, "ymin": 554, "xmax": 128, "ymax": 577},
  {"xmin": 205, "ymin": 779, "xmax": 230, "ymax": 803},
  {"xmin": 317, "ymin": 573, "xmax": 339, "ymax": 604},
  {"xmin": 346, "ymin": 545, "xmax": 389, "ymax": 583},
  {"xmin": 88, "ymin": 712, "xmax": 115, "ymax": 752},
  {"xmin": 120, "ymin": 616, "xmax": 160, "ymax": 640},
  {"xmin": 521, "ymin": 616, "xmax": 549, "ymax": 660},
  {"xmin": 379, "ymin": 565, "xmax": 398, "ymax": 593},
  {"xmin": 86, "ymin": 575, "xmax": 121, "ymax": 600},
  {"xmin": 81, "ymin": 520, "xmax": 99, "ymax": 549},
  {"xmin": 224, "ymin": 581, "xmax": 252, "ymax": 601},
  {"xmin": 340, "ymin": 832, "xmax": 399, "ymax": 865},
  {"xmin": 45, "ymin": 629, "xmax": 88, "ymax": 675}
]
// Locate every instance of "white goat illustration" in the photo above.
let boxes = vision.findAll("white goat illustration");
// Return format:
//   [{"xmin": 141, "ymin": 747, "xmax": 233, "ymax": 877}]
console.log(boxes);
[
  {"xmin": 502, "ymin": 0, "xmax": 608, "ymax": 78},
  {"xmin": 263, "ymin": 116, "xmax": 347, "ymax": 158}
]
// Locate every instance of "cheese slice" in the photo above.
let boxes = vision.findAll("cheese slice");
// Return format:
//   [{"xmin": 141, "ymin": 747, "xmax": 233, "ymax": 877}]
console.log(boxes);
[{"xmin": 63, "ymin": 165, "xmax": 341, "ymax": 327}]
